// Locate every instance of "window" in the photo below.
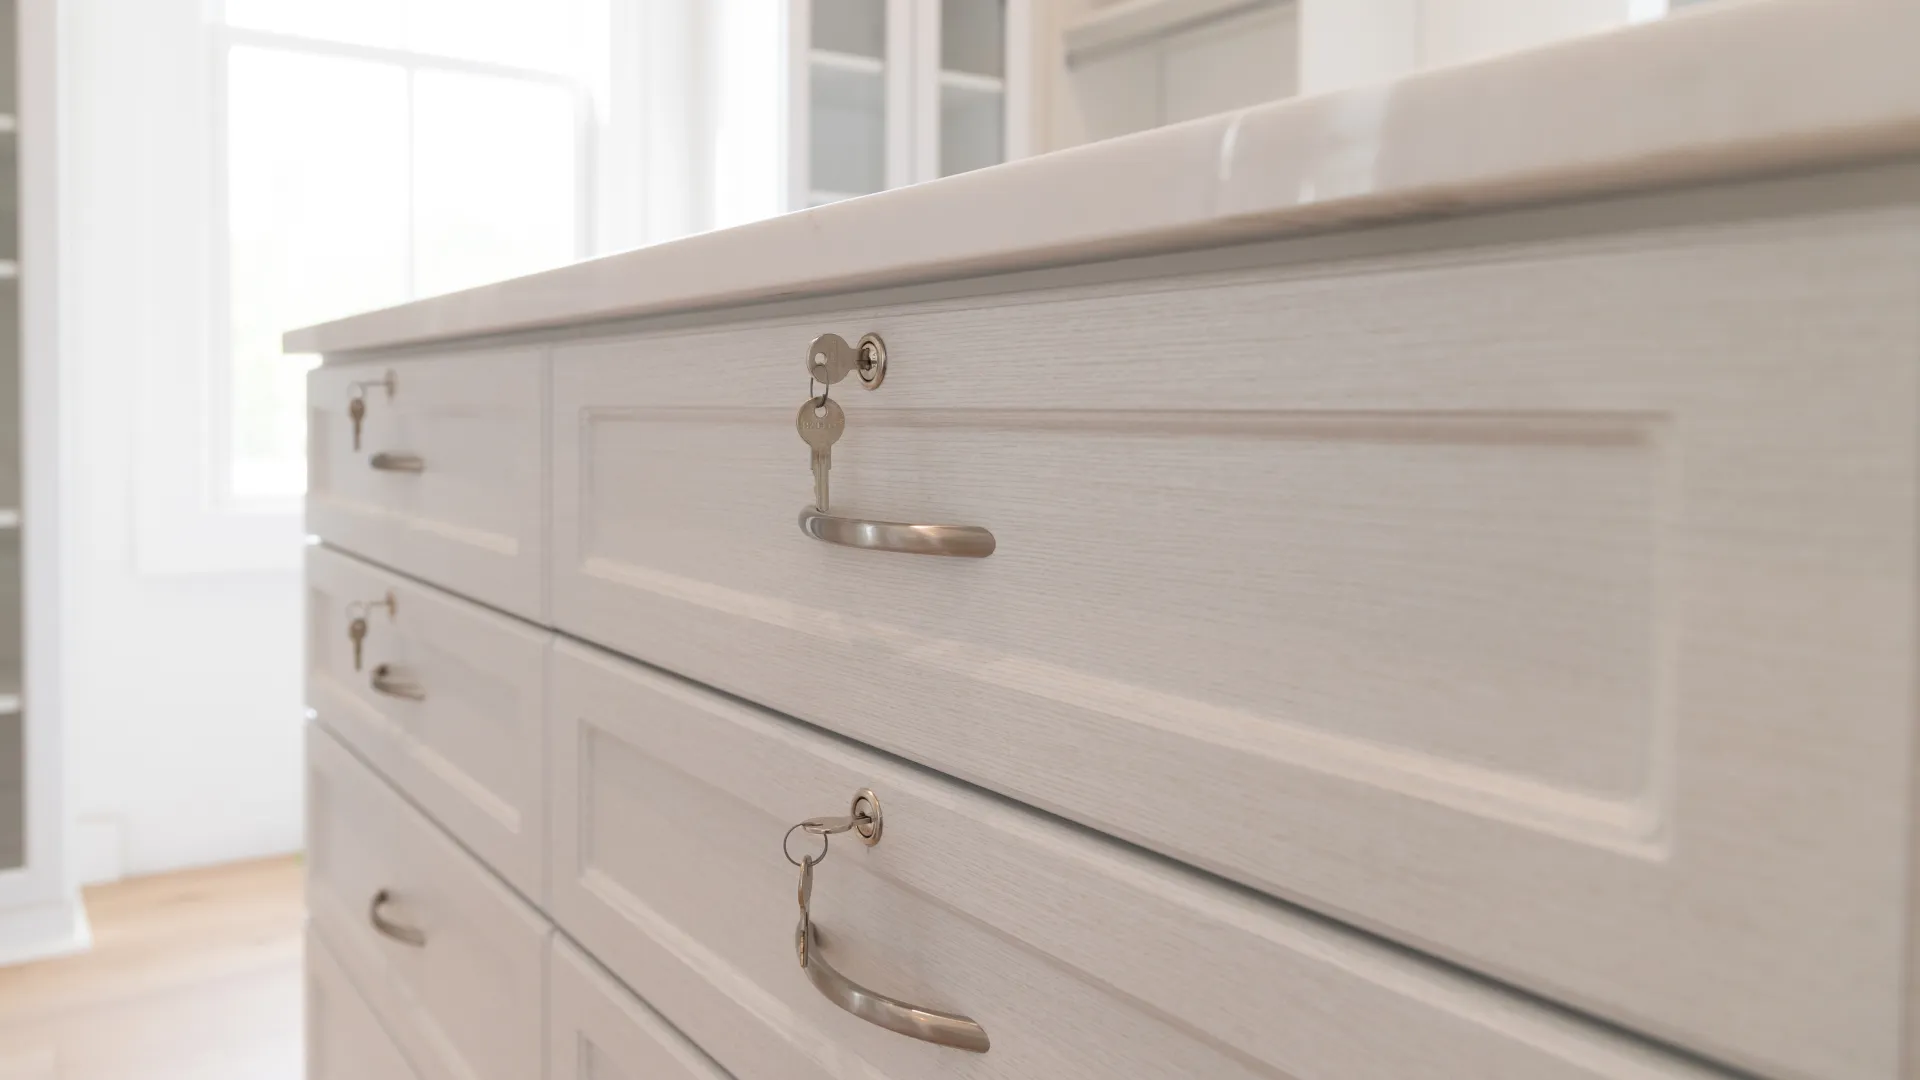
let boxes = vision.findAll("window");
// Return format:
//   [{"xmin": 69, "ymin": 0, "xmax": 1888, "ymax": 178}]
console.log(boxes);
[{"xmin": 218, "ymin": 0, "xmax": 599, "ymax": 500}]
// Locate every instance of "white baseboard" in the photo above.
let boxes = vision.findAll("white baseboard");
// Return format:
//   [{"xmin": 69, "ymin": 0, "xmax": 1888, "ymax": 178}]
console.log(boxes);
[{"xmin": 0, "ymin": 895, "xmax": 90, "ymax": 968}]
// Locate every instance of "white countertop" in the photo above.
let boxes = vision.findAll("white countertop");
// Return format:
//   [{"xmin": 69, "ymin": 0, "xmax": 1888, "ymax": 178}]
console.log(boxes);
[{"xmin": 287, "ymin": 0, "xmax": 1920, "ymax": 356}]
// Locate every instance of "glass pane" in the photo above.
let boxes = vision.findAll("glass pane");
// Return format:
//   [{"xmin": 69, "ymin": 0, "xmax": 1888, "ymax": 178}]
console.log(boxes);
[
  {"xmin": 405, "ymin": 0, "xmax": 585, "ymax": 74},
  {"xmin": 224, "ymin": 0, "xmax": 404, "ymax": 50},
  {"xmin": 809, "ymin": 62, "xmax": 886, "ymax": 197},
  {"xmin": 941, "ymin": 0, "xmax": 1004, "ymax": 77},
  {"xmin": 812, "ymin": 0, "xmax": 885, "ymax": 58},
  {"xmin": 0, "ymin": 705, "xmax": 19, "ymax": 871},
  {"xmin": 227, "ymin": 45, "xmax": 410, "ymax": 500},
  {"xmin": 808, "ymin": 0, "xmax": 887, "ymax": 201},
  {"xmin": 940, "ymin": 83, "xmax": 1003, "ymax": 177},
  {"xmin": 411, "ymin": 70, "xmax": 578, "ymax": 298},
  {"xmin": 939, "ymin": 0, "xmax": 1005, "ymax": 178}
]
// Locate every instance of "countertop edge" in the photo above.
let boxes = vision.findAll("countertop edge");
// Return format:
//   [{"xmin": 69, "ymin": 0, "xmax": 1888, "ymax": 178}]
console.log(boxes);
[{"xmin": 284, "ymin": 0, "xmax": 1920, "ymax": 356}]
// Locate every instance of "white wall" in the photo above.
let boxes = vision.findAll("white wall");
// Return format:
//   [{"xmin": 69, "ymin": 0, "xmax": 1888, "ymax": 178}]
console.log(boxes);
[{"xmin": 61, "ymin": 0, "xmax": 305, "ymax": 884}]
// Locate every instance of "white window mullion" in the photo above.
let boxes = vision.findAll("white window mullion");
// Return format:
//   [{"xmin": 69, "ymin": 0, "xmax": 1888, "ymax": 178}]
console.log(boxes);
[
  {"xmin": 212, "ymin": 11, "xmax": 598, "ymax": 507},
  {"xmin": 139, "ymin": 1, "xmax": 607, "ymax": 572}
]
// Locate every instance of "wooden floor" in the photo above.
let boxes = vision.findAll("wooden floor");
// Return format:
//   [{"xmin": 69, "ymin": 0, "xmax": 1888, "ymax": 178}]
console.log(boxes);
[{"xmin": 0, "ymin": 856, "xmax": 304, "ymax": 1080}]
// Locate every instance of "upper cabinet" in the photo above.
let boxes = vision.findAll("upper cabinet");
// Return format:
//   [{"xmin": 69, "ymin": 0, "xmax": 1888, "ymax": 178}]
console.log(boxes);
[
  {"xmin": 1047, "ymin": 0, "xmax": 1713, "ymax": 150},
  {"xmin": 701, "ymin": 0, "xmax": 1719, "ymax": 226},
  {"xmin": 1059, "ymin": 0, "xmax": 1299, "ymax": 145},
  {"xmin": 788, "ymin": 0, "xmax": 1028, "ymax": 210}
]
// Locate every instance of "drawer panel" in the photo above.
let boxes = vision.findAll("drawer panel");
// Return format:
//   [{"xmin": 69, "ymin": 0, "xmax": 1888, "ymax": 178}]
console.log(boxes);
[
  {"xmin": 550, "ymin": 639, "xmax": 1728, "ymax": 1080},
  {"xmin": 307, "ymin": 723, "xmax": 547, "ymax": 1080},
  {"xmin": 308, "ymin": 348, "xmax": 547, "ymax": 620},
  {"xmin": 308, "ymin": 929, "xmax": 420, "ymax": 1080},
  {"xmin": 549, "ymin": 177, "xmax": 1920, "ymax": 1080},
  {"xmin": 306, "ymin": 545, "xmax": 549, "ymax": 900},
  {"xmin": 550, "ymin": 937, "xmax": 733, "ymax": 1080}
]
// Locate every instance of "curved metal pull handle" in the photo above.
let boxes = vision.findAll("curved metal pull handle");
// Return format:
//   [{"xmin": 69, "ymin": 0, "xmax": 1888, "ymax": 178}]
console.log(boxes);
[
  {"xmin": 787, "ymin": 789, "xmax": 987, "ymax": 1053},
  {"xmin": 369, "ymin": 451, "xmax": 425, "ymax": 473},
  {"xmin": 370, "ymin": 663, "xmax": 425, "ymax": 701},
  {"xmin": 798, "ymin": 507, "xmax": 995, "ymax": 558},
  {"xmin": 797, "ymin": 921, "xmax": 989, "ymax": 1052},
  {"xmin": 368, "ymin": 889, "xmax": 426, "ymax": 947}
]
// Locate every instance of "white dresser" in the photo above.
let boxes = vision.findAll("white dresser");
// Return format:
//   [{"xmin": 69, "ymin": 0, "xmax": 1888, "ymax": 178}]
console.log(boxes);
[{"xmin": 293, "ymin": 5, "xmax": 1920, "ymax": 1080}]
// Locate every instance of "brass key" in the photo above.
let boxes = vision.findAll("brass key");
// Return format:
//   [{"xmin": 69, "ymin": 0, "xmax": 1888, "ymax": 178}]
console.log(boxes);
[
  {"xmin": 807, "ymin": 334, "xmax": 859, "ymax": 386},
  {"xmin": 797, "ymin": 396, "xmax": 846, "ymax": 512},
  {"xmin": 806, "ymin": 333, "xmax": 886, "ymax": 390},
  {"xmin": 347, "ymin": 371, "xmax": 396, "ymax": 450},
  {"xmin": 347, "ymin": 615, "xmax": 368, "ymax": 671}
]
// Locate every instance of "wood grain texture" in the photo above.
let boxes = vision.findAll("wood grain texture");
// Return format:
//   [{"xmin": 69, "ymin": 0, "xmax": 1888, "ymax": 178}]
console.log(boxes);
[
  {"xmin": 548, "ymin": 639, "xmax": 1732, "ymax": 1080},
  {"xmin": 306, "ymin": 544, "xmax": 552, "ymax": 902},
  {"xmin": 306, "ymin": 723, "xmax": 549, "ymax": 1080},
  {"xmin": 0, "ymin": 857, "xmax": 303, "ymax": 1080},
  {"xmin": 549, "ymin": 936, "xmax": 732, "ymax": 1080},
  {"xmin": 308, "ymin": 929, "xmax": 419, "ymax": 1080},
  {"xmin": 539, "ymin": 168, "xmax": 1920, "ymax": 1080},
  {"xmin": 307, "ymin": 349, "xmax": 550, "ymax": 623}
]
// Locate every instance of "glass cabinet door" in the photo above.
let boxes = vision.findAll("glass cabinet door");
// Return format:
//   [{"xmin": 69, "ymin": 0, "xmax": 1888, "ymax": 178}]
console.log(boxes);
[
  {"xmin": 791, "ymin": 0, "xmax": 1015, "ymax": 209},
  {"xmin": 803, "ymin": 0, "xmax": 891, "ymax": 206},
  {"xmin": 935, "ymin": 0, "xmax": 1007, "ymax": 179}
]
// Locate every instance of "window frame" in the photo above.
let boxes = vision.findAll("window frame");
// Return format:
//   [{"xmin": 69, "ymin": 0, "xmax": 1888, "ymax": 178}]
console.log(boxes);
[{"xmin": 136, "ymin": 2, "xmax": 600, "ymax": 574}]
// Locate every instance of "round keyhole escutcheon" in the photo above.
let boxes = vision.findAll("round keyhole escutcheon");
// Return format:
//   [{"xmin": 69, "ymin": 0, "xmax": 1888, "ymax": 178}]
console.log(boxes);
[
  {"xmin": 851, "ymin": 788, "xmax": 881, "ymax": 845},
  {"xmin": 855, "ymin": 333, "xmax": 886, "ymax": 390}
]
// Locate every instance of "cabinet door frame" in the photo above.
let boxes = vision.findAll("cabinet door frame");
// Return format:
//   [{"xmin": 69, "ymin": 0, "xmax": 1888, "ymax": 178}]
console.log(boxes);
[
  {"xmin": 884, "ymin": 0, "xmax": 918, "ymax": 189},
  {"xmin": 544, "ymin": 166, "xmax": 1920, "ymax": 1080},
  {"xmin": 787, "ymin": 0, "xmax": 1028, "ymax": 209},
  {"xmin": 910, "ymin": 0, "xmax": 1032, "ymax": 184},
  {"xmin": 784, "ymin": 0, "xmax": 915, "ymax": 210}
]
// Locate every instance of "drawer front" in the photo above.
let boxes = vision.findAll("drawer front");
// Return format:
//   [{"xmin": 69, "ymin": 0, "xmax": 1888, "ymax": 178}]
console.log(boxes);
[
  {"xmin": 550, "ymin": 177, "xmax": 1920, "ymax": 1080},
  {"xmin": 308, "ymin": 929, "xmax": 420, "ymax": 1080},
  {"xmin": 308, "ymin": 349, "xmax": 547, "ymax": 620},
  {"xmin": 306, "ymin": 545, "xmax": 549, "ymax": 899},
  {"xmin": 550, "ymin": 937, "xmax": 733, "ymax": 1080},
  {"xmin": 549, "ymin": 640, "xmax": 1727, "ymax": 1080},
  {"xmin": 307, "ymin": 723, "xmax": 547, "ymax": 1080}
]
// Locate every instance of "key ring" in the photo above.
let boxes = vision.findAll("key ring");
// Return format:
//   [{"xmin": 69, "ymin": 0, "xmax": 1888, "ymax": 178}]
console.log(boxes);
[
  {"xmin": 782, "ymin": 809, "xmax": 876, "ymax": 867},
  {"xmin": 344, "ymin": 592, "xmax": 397, "ymax": 623},
  {"xmin": 783, "ymin": 823, "xmax": 829, "ymax": 868},
  {"xmin": 780, "ymin": 788, "xmax": 882, "ymax": 867},
  {"xmin": 776, "ymin": 787, "xmax": 988, "ymax": 1052}
]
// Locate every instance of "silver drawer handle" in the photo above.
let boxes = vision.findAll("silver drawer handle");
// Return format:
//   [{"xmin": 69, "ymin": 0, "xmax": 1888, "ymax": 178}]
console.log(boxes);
[
  {"xmin": 797, "ymin": 507, "xmax": 995, "ymax": 559},
  {"xmin": 793, "ymin": 333, "xmax": 991, "ymax": 558},
  {"xmin": 369, "ymin": 451, "xmax": 425, "ymax": 473},
  {"xmin": 370, "ymin": 663, "xmax": 425, "ymax": 701},
  {"xmin": 368, "ymin": 889, "xmax": 426, "ymax": 947},
  {"xmin": 797, "ymin": 922, "xmax": 989, "ymax": 1052},
  {"xmin": 784, "ymin": 792, "xmax": 990, "ymax": 1053}
]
